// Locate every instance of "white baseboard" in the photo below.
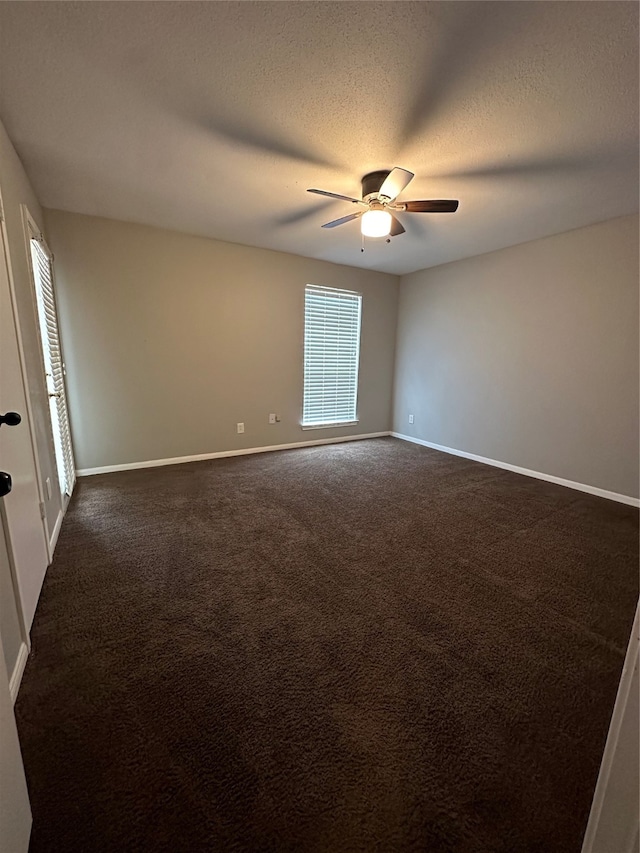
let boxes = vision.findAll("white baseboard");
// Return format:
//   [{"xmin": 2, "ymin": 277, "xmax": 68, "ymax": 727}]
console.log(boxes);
[
  {"xmin": 76, "ymin": 432, "xmax": 391, "ymax": 477},
  {"xmin": 49, "ymin": 509, "xmax": 63, "ymax": 555},
  {"xmin": 391, "ymin": 432, "xmax": 640, "ymax": 507},
  {"xmin": 9, "ymin": 642, "xmax": 28, "ymax": 705}
]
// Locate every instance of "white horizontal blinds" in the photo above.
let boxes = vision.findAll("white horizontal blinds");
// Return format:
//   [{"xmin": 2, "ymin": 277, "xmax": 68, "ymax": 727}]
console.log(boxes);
[
  {"xmin": 29, "ymin": 238, "xmax": 75, "ymax": 496},
  {"xmin": 303, "ymin": 285, "xmax": 362, "ymax": 427}
]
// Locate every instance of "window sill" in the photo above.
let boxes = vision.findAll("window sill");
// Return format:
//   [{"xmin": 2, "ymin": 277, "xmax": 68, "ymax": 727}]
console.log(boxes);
[{"xmin": 301, "ymin": 421, "xmax": 359, "ymax": 431}]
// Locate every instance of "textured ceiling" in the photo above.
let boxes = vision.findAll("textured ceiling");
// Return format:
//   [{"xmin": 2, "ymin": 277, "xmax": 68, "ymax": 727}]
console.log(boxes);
[{"xmin": 0, "ymin": 1, "xmax": 637, "ymax": 275}]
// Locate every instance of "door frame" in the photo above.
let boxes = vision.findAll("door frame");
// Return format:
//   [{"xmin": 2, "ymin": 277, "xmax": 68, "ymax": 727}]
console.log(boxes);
[
  {"xmin": 0, "ymin": 507, "xmax": 30, "ymax": 702},
  {"xmin": 0, "ymin": 189, "xmax": 53, "ymax": 562},
  {"xmin": 0, "ymin": 205, "xmax": 34, "ymax": 692},
  {"xmin": 581, "ymin": 601, "xmax": 639, "ymax": 853}
]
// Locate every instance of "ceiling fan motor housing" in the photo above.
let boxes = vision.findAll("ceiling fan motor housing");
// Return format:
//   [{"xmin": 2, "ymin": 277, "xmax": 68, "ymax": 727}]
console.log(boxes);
[{"xmin": 362, "ymin": 170, "xmax": 391, "ymax": 201}]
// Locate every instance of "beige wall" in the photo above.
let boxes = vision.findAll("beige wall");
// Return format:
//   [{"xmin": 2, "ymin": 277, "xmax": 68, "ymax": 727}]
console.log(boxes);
[
  {"xmin": 44, "ymin": 210, "xmax": 399, "ymax": 471},
  {"xmin": 393, "ymin": 215, "xmax": 640, "ymax": 498},
  {"xmin": 0, "ymin": 119, "xmax": 63, "ymax": 537},
  {"xmin": 0, "ymin": 619, "xmax": 32, "ymax": 853}
]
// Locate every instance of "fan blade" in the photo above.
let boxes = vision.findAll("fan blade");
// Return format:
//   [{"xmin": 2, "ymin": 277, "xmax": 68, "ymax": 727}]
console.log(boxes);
[
  {"xmin": 378, "ymin": 167, "xmax": 414, "ymax": 200},
  {"xmin": 308, "ymin": 189, "xmax": 364, "ymax": 204},
  {"xmin": 389, "ymin": 215, "xmax": 405, "ymax": 237},
  {"xmin": 404, "ymin": 200, "xmax": 459, "ymax": 213},
  {"xmin": 321, "ymin": 212, "xmax": 363, "ymax": 228}
]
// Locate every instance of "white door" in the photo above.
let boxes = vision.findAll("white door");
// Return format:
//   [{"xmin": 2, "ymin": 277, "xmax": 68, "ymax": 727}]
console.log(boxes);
[
  {"xmin": 0, "ymin": 592, "xmax": 32, "ymax": 853},
  {"xmin": 0, "ymin": 219, "xmax": 49, "ymax": 630}
]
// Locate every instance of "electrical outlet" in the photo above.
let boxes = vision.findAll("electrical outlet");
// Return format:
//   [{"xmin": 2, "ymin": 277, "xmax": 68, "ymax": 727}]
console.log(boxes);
[
  {"xmin": 268, "ymin": 413, "xmax": 276, "ymax": 424},
  {"xmin": 408, "ymin": 414, "xmax": 414, "ymax": 424},
  {"xmin": 236, "ymin": 422, "xmax": 244, "ymax": 434}
]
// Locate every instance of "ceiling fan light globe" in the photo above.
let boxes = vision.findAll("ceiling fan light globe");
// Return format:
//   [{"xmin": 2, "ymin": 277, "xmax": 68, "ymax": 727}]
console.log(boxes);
[{"xmin": 361, "ymin": 209, "xmax": 392, "ymax": 238}]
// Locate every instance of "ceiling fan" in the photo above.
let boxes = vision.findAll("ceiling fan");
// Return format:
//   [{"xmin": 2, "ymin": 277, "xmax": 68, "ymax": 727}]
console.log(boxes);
[{"xmin": 308, "ymin": 168, "xmax": 459, "ymax": 239}]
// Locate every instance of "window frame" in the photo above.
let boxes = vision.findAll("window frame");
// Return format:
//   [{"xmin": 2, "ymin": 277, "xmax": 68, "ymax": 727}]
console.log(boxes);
[
  {"xmin": 301, "ymin": 284, "xmax": 362, "ymax": 430},
  {"xmin": 23, "ymin": 208, "xmax": 76, "ymax": 500}
]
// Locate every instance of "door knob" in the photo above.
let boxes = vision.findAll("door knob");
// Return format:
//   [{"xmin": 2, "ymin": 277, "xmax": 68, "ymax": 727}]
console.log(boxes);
[
  {"xmin": 0, "ymin": 412, "xmax": 21, "ymax": 427},
  {"xmin": 0, "ymin": 472, "xmax": 12, "ymax": 497}
]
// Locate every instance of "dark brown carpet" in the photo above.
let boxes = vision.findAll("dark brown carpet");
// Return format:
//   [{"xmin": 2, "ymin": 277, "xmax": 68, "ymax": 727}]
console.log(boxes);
[{"xmin": 16, "ymin": 437, "xmax": 639, "ymax": 853}]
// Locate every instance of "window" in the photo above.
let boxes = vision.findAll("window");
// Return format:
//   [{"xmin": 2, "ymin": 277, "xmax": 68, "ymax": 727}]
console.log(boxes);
[
  {"xmin": 302, "ymin": 285, "xmax": 362, "ymax": 428},
  {"xmin": 28, "ymin": 231, "xmax": 75, "ymax": 497}
]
